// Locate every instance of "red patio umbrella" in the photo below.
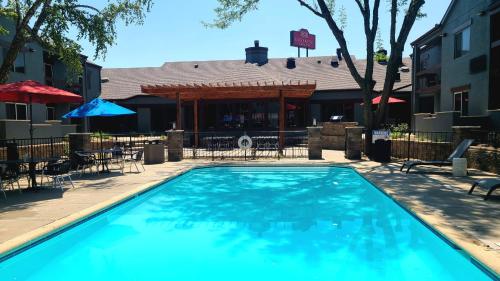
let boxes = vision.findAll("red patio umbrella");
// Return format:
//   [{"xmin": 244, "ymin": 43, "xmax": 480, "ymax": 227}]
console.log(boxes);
[
  {"xmin": 0, "ymin": 80, "xmax": 83, "ymax": 187},
  {"xmin": 0, "ymin": 80, "xmax": 83, "ymax": 104},
  {"xmin": 361, "ymin": 96, "xmax": 406, "ymax": 105},
  {"xmin": 0, "ymin": 80, "xmax": 83, "ymax": 138}
]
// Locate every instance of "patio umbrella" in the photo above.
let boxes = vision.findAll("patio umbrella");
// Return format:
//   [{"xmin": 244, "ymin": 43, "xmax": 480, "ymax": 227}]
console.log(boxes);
[
  {"xmin": 0, "ymin": 79, "xmax": 83, "ymax": 142},
  {"xmin": 0, "ymin": 80, "xmax": 83, "ymax": 188},
  {"xmin": 63, "ymin": 98, "xmax": 135, "ymax": 118},
  {"xmin": 361, "ymin": 96, "xmax": 406, "ymax": 105}
]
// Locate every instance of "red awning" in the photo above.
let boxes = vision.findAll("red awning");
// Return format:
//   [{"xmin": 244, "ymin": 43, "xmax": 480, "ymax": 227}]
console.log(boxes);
[
  {"xmin": 0, "ymin": 80, "xmax": 83, "ymax": 104},
  {"xmin": 362, "ymin": 96, "xmax": 406, "ymax": 105}
]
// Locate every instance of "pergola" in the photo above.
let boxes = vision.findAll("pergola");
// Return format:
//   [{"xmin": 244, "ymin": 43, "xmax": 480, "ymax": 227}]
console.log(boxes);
[{"xmin": 141, "ymin": 81, "xmax": 316, "ymax": 146}]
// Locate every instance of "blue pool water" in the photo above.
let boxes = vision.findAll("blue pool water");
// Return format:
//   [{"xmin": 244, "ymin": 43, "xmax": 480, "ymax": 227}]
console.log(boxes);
[{"xmin": 0, "ymin": 166, "xmax": 495, "ymax": 280}]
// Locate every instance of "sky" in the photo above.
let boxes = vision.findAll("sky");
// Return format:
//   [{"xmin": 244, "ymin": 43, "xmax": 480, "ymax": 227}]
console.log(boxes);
[{"xmin": 77, "ymin": 0, "xmax": 452, "ymax": 68}]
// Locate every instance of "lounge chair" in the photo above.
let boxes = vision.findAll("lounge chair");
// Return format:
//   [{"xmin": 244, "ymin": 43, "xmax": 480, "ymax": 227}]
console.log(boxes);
[
  {"xmin": 469, "ymin": 179, "xmax": 500, "ymax": 200},
  {"xmin": 400, "ymin": 139, "xmax": 474, "ymax": 174}
]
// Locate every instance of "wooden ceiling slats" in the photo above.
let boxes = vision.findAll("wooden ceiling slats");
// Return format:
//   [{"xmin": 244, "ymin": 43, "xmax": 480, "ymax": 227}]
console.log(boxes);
[{"xmin": 141, "ymin": 81, "xmax": 316, "ymax": 101}]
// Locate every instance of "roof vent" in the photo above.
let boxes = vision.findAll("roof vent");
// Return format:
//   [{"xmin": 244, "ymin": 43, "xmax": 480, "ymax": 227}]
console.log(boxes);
[
  {"xmin": 317, "ymin": 60, "xmax": 322, "ymax": 64},
  {"xmin": 286, "ymin": 58, "xmax": 296, "ymax": 69},
  {"xmin": 245, "ymin": 40, "xmax": 268, "ymax": 66},
  {"xmin": 194, "ymin": 64, "xmax": 199, "ymax": 68},
  {"xmin": 331, "ymin": 57, "xmax": 339, "ymax": 68},
  {"xmin": 399, "ymin": 66, "xmax": 410, "ymax": 72}
]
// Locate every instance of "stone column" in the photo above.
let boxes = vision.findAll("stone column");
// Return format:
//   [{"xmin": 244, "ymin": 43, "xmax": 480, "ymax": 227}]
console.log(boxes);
[
  {"xmin": 308, "ymin": 127, "xmax": 323, "ymax": 160},
  {"xmin": 68, "ymin": 133, "xmax": 92, "ymax": 153},
  {"xmin": 167, "ymin": 130, "xmax": 184, "ymax": 162},
  {"xmin": 345, "ymin": 127, "xmax": 363, "ymax": 160},
  {"xmin": 452, "ymin": 126, "xmax": 479, "ymax": 148}
]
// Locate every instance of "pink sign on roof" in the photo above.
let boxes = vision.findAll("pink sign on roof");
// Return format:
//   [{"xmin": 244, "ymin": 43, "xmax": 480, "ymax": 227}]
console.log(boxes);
[{"xmin": 290, "ymin": 29, "xmax": 316, "ymax": 50}]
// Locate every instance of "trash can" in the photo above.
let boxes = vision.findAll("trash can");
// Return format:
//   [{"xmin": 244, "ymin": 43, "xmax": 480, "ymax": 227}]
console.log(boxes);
[
  {"xmin": 144, "ymin": 142, "xmax": 165, "ymax": 164},
  {"xmin": 372, "ymin": 139, "xmax": 392, "ymax": 163},
  {"xmin": 452, "ymin": 158, "xmax": 467, "ymax": 177}
]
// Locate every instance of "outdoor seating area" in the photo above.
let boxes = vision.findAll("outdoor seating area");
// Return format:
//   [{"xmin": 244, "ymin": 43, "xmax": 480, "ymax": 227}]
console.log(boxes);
[{"xmin": 0, "ymin": 139, "xmax": 147, "ymax": 199}]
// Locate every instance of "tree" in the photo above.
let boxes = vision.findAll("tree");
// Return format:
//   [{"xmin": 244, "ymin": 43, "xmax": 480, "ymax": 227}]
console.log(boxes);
[
  {"xmin": 208, "ymin": 0, "xmax": 425, "ymax": 156},
  {"xmin": 0, "ymin": 0, "xmax": 153, "ymax": 83}
]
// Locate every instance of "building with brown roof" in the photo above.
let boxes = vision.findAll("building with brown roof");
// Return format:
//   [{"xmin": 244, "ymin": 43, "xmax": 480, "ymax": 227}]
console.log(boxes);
[{"xmin": 99, "ymin": 41, "xmax": 412, "ymax": 133}]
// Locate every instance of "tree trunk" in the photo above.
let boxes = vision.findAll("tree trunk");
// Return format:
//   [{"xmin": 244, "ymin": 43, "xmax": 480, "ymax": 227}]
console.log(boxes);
[
  {"xmin": 362, "ymin": 86, "xmax": 374, "ymax": 158},
  {"xmin": 0, "ymin": 31, "xmax": 28, "ymax": 83}
]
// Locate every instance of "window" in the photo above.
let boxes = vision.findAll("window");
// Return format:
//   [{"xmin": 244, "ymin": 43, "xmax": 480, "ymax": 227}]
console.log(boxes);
[
  {"xmin": 45, "ymin": 64, "xmax": 53, "ymax": 86},
  {"xmin": 11, "ymin": 53, "xmax": 26, "ymax": 73},
  {"xmin": 47, "ymin": 106, "xmax": 56, "ymax": 120},
  {"xmin": 6, "ymin": 103, "xmax": 27, "ymax": 120},
  {"xmin": 454, "ymin": 91, "xmax": 469, "ymax": 116},
  {"xmin": 418, "ymin": 96, "xmax": 435, "ymax": 113},
  {"xmin": 454, "ymin": 26, "xmax": 470, "ymax": 58}
]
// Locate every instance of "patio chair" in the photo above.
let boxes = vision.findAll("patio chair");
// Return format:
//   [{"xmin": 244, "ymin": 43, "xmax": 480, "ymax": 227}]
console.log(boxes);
[
  {"xmin": 0, "ymin": 165, "xmax": 22, "ymax": 199},
  {"xmin": 400, "ymin": 139, "xmax": 474, "ymax": 174},
  {"xmin": 126, "ymin": 149, "xmax": 144, "ymax": 173},
  {"xmin": 111, "ymin": 146, "xmax": 125, "ymax": 173},
  {"xmin": 41, "ymin": 160, "xmax": 74, "ymax": 191},
  {"xmin": 468, "ymin": 178, "xmax": 500, "ymax": 200},
  {"xmin": 72, "ymin": 151, "xmax": 97, "ymax": 176}
]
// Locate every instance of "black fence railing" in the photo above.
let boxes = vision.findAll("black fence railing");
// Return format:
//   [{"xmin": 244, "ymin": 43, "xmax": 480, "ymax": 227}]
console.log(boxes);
[
  {"xmin": 389, "ymin": 131, "xmax": 455, "ymax": 161},
  {"xmin": 0, "ymin": 137, "xmax": 69, "ymax": 161},
  {"xmin": 470, "ymin": 130, "xmax": 500, "ymax": 148},
  {"xmin": 89, "ymin": 133, "xmax": 167, "ymax": 150},
  {"xmin": 183, "ymin": 130, "xmax": 308, "ymax": 160}
]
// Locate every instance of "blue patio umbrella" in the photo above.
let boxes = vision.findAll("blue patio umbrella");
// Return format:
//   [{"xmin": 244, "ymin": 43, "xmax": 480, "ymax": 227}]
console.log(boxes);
[{"xmin": 63, "ymin": 98, "xmax": 135, "ymax": 118}]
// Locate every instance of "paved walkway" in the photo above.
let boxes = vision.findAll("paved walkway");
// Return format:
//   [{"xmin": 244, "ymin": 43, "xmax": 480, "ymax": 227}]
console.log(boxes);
[{"xmin": 0, "ymin": 150, "xmax": 498, "ymax": 274}]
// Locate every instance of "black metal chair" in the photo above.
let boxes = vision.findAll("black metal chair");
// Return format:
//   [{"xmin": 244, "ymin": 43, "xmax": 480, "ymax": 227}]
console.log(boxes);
[
  {"xmin": 0, "ymin": 165, "xmax": 22, "ymax": 199},
  {"xmin": 41, "ymin": 160, "xmax": 74, "ymax": 191},
  {"xmin": 126, "ymin": 149, "xmax": 144, "ymax": 173},
  {"xmin": 71, "ymin": 151, "xmax": 97, "ymax": 176}
]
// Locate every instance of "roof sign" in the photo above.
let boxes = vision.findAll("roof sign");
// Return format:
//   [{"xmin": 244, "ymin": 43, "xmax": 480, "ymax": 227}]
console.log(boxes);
[{"xmin": 290, "ymin": 29, "xmax": 316, "ymax": 50}]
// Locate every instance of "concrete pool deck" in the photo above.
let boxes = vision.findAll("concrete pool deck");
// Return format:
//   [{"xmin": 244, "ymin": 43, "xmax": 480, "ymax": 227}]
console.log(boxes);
[{"xmin": 0, "ymin": 150, "xmax": 499, "ymax": 275}]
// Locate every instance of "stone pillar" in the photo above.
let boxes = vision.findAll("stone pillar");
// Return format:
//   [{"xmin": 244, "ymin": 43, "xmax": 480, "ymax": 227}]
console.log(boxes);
[
  {"xmin": 68, "ymin": 133, "xmax": 91, "ymax": 153},
  {"xmin": 308, "ymin": 127, "xmax": 323, "ymax": 160},
  {"xmin": 167, "ymin": 130, "xmax": 184, "ymax": 162},
  {"xmin": 321, "ymin": 122, "xmax": 358, "ymax": 150},
  {"xmin": 345, "ymin": 127, "xmax": 363, "ymax": 160},
  {"xmin": 452, "ymin": 126, "xmax": 479, "ymax": 148}
]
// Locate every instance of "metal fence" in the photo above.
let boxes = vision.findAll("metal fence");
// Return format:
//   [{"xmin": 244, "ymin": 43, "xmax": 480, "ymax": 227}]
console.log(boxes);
[
  {"xmin": 183, "ymin": 131, "xmax": 308, "ymax": 160},
  {"xmin": 89, "ymin": 133, "xmax": 167, "ymax": 151},
  {"xmin": 389, "ymin": 131, "xmax": 455, "ymax": 161},
  {"xmin": 360, "ymin": 129, "xmax": 500, "ymax": 162},
  {"xmin": 0, "ymin": 137, "xmax": 69, "ymax": 161}
]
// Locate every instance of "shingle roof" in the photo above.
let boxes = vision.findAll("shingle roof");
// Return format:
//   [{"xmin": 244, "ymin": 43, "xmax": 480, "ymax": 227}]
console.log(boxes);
[{"xmin": 101, "ymin": 56, "xmax": 412, "ymax": 100}]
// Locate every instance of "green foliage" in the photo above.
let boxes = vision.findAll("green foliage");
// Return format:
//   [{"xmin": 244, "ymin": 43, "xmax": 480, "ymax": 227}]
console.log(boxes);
[
  {"xmin": 0, "ymin": 0, "xmax": 153, "ymax": 80},
  {"xmin": 375, "ymin": 50, "xmax": 388, "ymax": 63},
  {"xmin": 389, "ymin": 123, "xmax": 409, "ymax": 139},
  {"xmin": 204, "ymin": 0, "xmax": 259, "ymax": 29}
]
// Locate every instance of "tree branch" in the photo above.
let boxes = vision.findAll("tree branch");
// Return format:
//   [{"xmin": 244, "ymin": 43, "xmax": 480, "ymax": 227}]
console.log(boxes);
[
  {"xmin": 390, "ymin": 0, "xmax": 397, "ymax": 46},
  {"xmin": 15, "ymin": 0, "xmax": 21, "ymax": 28},
  {"xmin": 31, "ymin": 0, "xmax": 52, "ymax": 35},
  {"xmin": 72, "ymin": 4, "xmax": 101, "ymax": 14},
  {"xmin": 296, "ymin": 0, "xmax": 323, "ymax": 18},
  {"xmin": 316, "ymin": 0, "xmax": 364, "ymax": 86},
  {"xmin": 354, "ymin": 0, "xmax": 364, "ymax": 13}
]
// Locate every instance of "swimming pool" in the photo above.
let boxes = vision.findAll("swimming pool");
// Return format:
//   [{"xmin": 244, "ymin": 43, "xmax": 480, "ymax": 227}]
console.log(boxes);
[{"xmin": 0, "ymin": 166, "xmax": 496, "ymax": 280}]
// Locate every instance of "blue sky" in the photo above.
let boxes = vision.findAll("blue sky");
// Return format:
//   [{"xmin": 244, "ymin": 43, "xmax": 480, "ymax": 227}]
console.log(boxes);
[{"xmin": 78, "ymin": 0, "xmax": 451, "ymax": 68}]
